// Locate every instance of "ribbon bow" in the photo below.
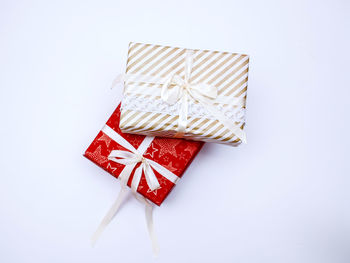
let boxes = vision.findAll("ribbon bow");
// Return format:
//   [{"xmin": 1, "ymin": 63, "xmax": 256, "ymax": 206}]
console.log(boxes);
[
  {"xmin": 161, "ymin": 78, "xmax": 218, "ymax": 137},
  {"xmin": 161, "ymin": 50, "xmax": 246, "ymax": 142},
  {"xmin": 161, "ymin": 50, "xmax": 218, "ymax": 137},
  {"xmin": 109, "ymin": 146, "xmax": 179, "ymax": 192},
  {"xmin": 109, "ymin": 149, "xmax": 162, "ymax": 190},
  {"xmin": 91, "ymin": 125, "xmax": 179, "ymax": 256}
]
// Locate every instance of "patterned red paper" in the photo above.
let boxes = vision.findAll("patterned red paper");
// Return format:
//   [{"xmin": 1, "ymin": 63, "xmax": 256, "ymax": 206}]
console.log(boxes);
[{"xmin": 84, "ymin": 104, "xmax": 203, "ymax": 206}]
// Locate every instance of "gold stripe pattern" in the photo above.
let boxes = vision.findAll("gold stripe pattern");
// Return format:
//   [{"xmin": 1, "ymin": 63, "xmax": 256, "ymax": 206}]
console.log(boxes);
[{"xmin": 120, "ymin": 42, "xmax": 249, "ymax": 146}]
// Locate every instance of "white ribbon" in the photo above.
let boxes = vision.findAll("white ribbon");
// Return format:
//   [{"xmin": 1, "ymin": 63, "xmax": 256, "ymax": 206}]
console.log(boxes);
[{"xmin": 91, "ymin": 125, "xmax": 179, "ymax": 255}]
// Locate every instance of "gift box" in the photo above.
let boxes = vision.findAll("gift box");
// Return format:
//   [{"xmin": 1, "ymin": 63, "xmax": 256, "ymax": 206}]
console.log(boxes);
[
  {"xmin": 119, "ymin": 42, "xmax": 249, "ymax": 146},
  {"xmin": 84, "ymin": 104, "xmax": 203, "ymax": 206}
]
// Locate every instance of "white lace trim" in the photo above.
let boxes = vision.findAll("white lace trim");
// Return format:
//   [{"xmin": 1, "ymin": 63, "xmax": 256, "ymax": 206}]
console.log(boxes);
[{"xmin": 121, "ymin": 95, "xmax": 246, "ymax": 123}]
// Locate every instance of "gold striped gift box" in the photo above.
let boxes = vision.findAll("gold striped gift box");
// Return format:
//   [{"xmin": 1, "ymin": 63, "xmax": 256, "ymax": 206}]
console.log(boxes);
[{"xmin": 119, "ymin": 42, "xmax": 249, "ymax": 146}]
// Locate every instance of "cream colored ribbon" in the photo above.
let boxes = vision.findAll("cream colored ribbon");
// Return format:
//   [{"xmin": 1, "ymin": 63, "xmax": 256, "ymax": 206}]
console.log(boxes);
[
  {"xmin": 115, "ymin": 49, "xmax": 247, "ymax": 143},
  {"xmin": 91, "ymin": 125, "xmax": 180, "ymax": 255}
]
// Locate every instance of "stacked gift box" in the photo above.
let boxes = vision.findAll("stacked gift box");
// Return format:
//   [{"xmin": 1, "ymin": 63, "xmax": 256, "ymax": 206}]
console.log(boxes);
[{"xmin": 84, "ymin": 42, "xmax": 249, "ymax": 254}]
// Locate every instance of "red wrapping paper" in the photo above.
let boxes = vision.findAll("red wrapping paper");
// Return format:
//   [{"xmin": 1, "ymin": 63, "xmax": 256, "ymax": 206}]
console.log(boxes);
[{"xmin": 84, "ymin": 104, "xmax": 203, "ymax": 206}]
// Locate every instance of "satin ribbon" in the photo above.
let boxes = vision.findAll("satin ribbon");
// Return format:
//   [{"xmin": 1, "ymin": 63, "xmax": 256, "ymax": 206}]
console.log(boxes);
[
  {"xmin": 115, "ymin": 50, "xmax": 247, "ymax": 143},
  {"xmin": 91, "ymin": 125, "xmax": 179, "ymax": 255}
]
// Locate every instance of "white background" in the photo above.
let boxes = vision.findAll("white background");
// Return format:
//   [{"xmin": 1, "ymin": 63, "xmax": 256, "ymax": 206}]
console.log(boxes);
[{"xmin": 1, "ymin": 0, "xmax": 349, "ymax": 262}]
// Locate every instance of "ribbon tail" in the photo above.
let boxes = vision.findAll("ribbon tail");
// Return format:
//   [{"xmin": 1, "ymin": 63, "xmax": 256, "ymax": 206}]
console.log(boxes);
[
  {"xmin": 91, "ymin": 185, "xmax": 128, "ymax": 246},
  {"xmin": 215, "ymin": 111, "xmax": 247, "ymax": 144},
  {"xmin": 143, "ymin": 162, "xmax": 160, "ymax": 191},
  {"xmin": 192, "ymin": 91, "xmax": 247, "ymax": 144},
  {"xmin": 211, "ymin": 107, "xmax": 247, "ymax": 143},
  {"xmin": 110, "ymin": 74, "xmax": 124, "ymax": 90},
  {"xmin": 131, "ymin": 164, "xmax": 143, "ymax": 192},
  {"xmin": 133, "ymin": 193, "xmax": 159, "ymax": 256},
  {"xmin": 145, "ymin": 201, "xmax": 159, "ymax": 257}
]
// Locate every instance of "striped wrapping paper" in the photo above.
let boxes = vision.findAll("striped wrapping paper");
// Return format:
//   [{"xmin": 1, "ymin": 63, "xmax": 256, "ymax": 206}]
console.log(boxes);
[{"xmin": 120, "ymin": 42, "xmax": 249, "ymax": 146}]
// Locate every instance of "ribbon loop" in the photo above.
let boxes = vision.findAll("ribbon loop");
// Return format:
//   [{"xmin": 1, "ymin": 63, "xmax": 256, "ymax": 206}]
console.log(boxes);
[
  {"xmin": 142, "ymin": 161, "xmax": 161, "ymax": 191},
  {"xmin": 102, "ymin": 125, "xmax": 180, "ymax": 192},
  {"xmin": 191, "ymin": 83, "xmax": 217, "ymax": 99},
  {"xmin": 108, "ymin": 150, "xmax": 142, "ymax": 165},
  {"xmin": 161, "ymin": 76, "xmax": 181, "ymax": 105}
]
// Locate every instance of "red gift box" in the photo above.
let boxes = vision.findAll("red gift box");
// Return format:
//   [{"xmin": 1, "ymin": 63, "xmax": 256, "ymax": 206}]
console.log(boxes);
[{"xmin": 84, "ymin": 104, "xmax": 203, "ymax": 206}]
